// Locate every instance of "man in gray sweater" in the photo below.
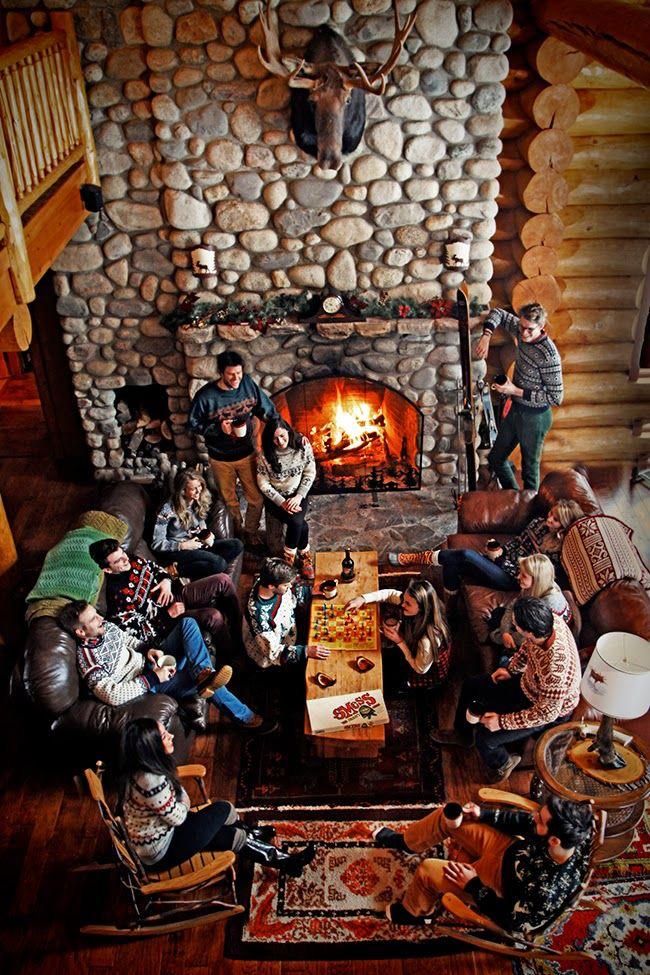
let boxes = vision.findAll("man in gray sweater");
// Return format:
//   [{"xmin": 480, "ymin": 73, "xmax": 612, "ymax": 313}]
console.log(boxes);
[{"xmin": 475, "ymin": 303, "xmax": 563, "ymax": 490}]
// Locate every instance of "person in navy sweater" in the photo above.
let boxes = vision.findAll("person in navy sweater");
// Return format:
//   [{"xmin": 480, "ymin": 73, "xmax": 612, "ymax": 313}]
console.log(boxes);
[{"xmin": 188, "ymin": 351, "xmax": 278, "ymax": 548}]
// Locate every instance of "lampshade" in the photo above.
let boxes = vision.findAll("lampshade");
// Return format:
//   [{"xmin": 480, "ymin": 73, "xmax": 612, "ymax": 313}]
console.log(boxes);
[
  {"xmin": 581, "ymin": 631, "xmax": 650, "ymax": 720},
  {"xmin": 190, "ymin": 246, "xmax": 216, "ymax": 276}
]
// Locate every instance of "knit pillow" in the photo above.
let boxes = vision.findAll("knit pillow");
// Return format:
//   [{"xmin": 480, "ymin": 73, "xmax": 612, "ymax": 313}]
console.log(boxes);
[{"xmin": 561, "ymin": 515, "xmax": 650, "ymax": 605}]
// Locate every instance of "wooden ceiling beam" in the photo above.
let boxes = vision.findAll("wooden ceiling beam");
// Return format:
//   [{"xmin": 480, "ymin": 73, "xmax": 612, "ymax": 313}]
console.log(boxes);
[{"xmin": 531, "ymin": 0, "xmax": 650, "ymax": 87}]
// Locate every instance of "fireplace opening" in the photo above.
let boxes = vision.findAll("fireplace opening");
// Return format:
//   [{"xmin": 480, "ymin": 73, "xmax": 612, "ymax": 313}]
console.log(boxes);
[
  {"xmin": 115, "ymin": 384, "xmax": 174, "ymax": 465},
  {"xmin": 273, "ymin": 377, "xmax": 423, "ymax": 494}
]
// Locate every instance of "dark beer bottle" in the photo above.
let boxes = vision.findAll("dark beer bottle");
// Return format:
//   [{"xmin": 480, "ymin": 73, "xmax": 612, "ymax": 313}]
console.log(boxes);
[{"xmin": 341, "ymin": 547, "xmax": 355, "ymax": 582}]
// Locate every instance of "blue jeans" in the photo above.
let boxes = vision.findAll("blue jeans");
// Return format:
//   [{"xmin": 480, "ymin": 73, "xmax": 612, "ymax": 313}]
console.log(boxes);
[
  {"xmin": 439, "ymin": 549, "xmax": 518, "ymax": 592},
  {"xmin": 150, "ymin": 617, "xmax": 255, "ymax": 724},
  {"xmin": 454, "ymin": 672, "xmax": 570, "ymax": 772}
]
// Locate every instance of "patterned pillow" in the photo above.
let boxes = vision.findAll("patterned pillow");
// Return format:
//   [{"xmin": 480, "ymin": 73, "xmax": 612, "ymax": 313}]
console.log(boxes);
[{"xmin": 561, "ymin": 515, "xmax": 650, "ymax": 605}]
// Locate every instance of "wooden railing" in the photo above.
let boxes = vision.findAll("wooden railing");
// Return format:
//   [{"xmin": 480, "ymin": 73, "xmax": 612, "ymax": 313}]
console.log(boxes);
[
  {"xmin": 0, "ymin": 31, "xmax": 84, "ymax": 215},
  {"xmin": 0, "ymin": 12, "xmax": 98, "ymax": 349}
]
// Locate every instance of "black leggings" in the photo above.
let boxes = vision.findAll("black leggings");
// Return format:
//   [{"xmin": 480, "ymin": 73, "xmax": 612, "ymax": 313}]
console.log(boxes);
[
  {"xmin": 153, "ymin": 800, "xmax": 244, "ymax": 870},
  {"xmin": 265, "ymin": 497, "xmax": 310, "ymax": 550},
  {"xmin": 156, "ymin": 539, "xmax": 243, "ymax": 580}
]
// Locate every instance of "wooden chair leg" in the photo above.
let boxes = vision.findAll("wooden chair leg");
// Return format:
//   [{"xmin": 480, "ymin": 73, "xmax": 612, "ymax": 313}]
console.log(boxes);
[{"xmin": 81, "ymin": 902, "xmax": 244, "ymax": 938}]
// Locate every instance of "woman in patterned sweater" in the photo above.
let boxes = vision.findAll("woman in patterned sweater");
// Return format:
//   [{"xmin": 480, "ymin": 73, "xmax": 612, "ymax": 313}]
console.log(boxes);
[
  {"xmin": 256, "ymin": 418, "xmax": 316, "ymax": 580},
  {"xmin": 120, "ymin": 718, "xmax": 316, "ymax": 873},
  {"xmin": 389, "ymin": 499, "xmax": 584, "ymax": 596}
]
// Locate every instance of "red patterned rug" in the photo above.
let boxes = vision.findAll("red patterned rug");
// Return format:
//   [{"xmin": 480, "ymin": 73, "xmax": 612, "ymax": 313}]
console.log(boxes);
[
  {"xmin": 514, "ymin": 806, "xmax": 650, "ymax": 975},
  {"xmin": 225, "ymin": 805, "xmax": 650, "ymax": 964}
]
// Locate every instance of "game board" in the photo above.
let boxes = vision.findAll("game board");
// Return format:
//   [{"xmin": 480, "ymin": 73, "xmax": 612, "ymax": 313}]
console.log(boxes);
[{"xmin": 310, "ymin": 603, "xmax": 377, "ymax": 651}]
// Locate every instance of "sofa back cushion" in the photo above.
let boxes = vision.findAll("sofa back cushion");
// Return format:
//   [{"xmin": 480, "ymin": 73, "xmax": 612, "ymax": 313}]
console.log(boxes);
[
  {"xmin": 24, "ymin": 616, "xmax": 80, "ymax": 715},
  {"xmin": 561, "ymin": 514, "xmax": 650, "ymax": 605},
  {"xmin": 536, "ymin": 469, "xmax": 601, "ymax": 517}
]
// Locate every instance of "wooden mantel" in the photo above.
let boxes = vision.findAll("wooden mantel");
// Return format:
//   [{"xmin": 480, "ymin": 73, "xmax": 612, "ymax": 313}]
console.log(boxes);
[
  {"xmin": 0, "ymin": 12, "xmax": 99, "ymax": 352},
  {"xmin": 532, "ymin": 0, "xmax": 650, "ymax": 88}
]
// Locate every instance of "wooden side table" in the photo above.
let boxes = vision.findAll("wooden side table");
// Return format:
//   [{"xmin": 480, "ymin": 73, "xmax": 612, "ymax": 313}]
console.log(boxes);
[{"xmin": 534, "ymin": 721, "xmax": 650, "ymax": 861}]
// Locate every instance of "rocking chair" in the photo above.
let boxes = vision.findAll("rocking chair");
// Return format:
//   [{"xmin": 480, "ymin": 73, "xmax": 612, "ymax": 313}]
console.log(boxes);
[
  {"xmin": 436, "ymin": 787, "xmax": 606, "ymax": 964},
  {"xmin": 77, "ymin": 763, "xmax": 245, "ymax": 937}
]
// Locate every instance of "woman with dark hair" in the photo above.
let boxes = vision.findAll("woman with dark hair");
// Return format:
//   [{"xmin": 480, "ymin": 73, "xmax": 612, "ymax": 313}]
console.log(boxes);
[
  {"xmin": 256, "ymin": 418, "xmax": 316, "ymax": 580},
  {"xmin": 346, "ymin": 577, "xmax": 451, "ymax": 684},
  {"xmin": 120, "ymin": 717, "xmax": 316, "ymax": 874},
  {"xmin": 151, "ymin": 468, "xmax": 243, "ymax": 580}
]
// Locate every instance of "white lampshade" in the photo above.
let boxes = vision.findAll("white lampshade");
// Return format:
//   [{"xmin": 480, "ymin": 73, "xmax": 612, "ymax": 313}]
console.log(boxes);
[
  {"xmin": 190, "ymin": 246, "xmax": 216, "ymax": 276},
  {"xmin": 442, "ymin": 240, "xmax": 471, "ymax": 270},
  {"xmin": 581, "ymin": 631, "xmax": 650, "ymax": 720}
]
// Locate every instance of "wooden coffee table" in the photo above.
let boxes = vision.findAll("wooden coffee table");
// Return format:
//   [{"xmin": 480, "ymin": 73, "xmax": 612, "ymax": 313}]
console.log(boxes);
[{"xmin": 304, "ymin": 550, "xmax": 385, "ymax": 758}]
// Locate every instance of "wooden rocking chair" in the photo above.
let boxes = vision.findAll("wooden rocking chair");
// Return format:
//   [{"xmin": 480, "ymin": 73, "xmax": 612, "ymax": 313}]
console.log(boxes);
[
  {"xmin": 77, "ymin": 763, "xmax": 245, "ymax": 937},
  {"xmin": 434, "ymin": 787, "xmax": 606, "ymax": 963}
]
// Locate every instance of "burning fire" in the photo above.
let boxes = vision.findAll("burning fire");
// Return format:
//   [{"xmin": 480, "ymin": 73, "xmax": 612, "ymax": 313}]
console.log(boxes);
[{"xmin": 310, "ymin": 383, "xmax": 385, "ymax": 460}]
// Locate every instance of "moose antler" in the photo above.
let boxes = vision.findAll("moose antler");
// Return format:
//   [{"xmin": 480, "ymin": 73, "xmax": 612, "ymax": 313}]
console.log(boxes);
[
  {"xmin": 344, "ymin": 1, "xmax": 417, "ymax": 93},
  {"xmin": 257, "ymin": 1, "xmax": 315, "ymax": 88}
]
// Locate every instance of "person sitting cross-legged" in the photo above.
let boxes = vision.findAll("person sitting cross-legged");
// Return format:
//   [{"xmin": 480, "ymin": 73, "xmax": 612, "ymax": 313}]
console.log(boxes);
[
  {"xmin": 376, "ymin": 796, "xmax": 594, "ymax": 931},
  {"xmin": 60, "ymin": 601, "xmax": 277, "ymax": 735},
  {"xmin": 120, "ymin": 717, "xmax": 315, "ymax": 874},
  {"xmin": 432, "ymin": 596, "xmax": 581, "ymax": 782},
  {"xmin": 243, "ymin": 557, "xmax": 330, "ymax": 669}
]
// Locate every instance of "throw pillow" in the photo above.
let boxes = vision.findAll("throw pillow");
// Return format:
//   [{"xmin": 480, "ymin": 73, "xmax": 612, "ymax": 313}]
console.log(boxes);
[{"xmin": 561, "ymin": 515, "xmax": 650, "ymax": 605}]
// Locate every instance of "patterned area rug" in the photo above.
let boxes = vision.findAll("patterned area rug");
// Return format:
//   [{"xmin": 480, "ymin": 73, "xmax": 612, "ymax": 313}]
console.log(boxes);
[
  {"xmin": 514, "ymin": 805, "xmax": 650, "ymax": 975},
  {"xmin": 225, "ymin": 805, "xmax": 460, "ymax": 959},
  {"xmin": 236, "ymin": 675, "xmax": 444, "ymax": 806}
]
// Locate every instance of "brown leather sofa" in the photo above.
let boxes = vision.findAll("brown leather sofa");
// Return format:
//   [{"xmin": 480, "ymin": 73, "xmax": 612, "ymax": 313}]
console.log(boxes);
[
  {"xmin": 445, "ymin": 468, "xmax": 650, "ymax": 671},
  {"xmin": 19, "ymin": 481, "xmax": 243, "ymax": 763}
]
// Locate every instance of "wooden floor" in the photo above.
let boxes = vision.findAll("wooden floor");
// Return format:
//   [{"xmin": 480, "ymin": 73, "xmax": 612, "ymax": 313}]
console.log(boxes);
[{"xmin": 1, "ymin": 421, "xmax": 649, "ymax": 973}]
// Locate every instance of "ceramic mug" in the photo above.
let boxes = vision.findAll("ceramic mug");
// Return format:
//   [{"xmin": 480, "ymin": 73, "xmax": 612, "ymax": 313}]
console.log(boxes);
[
  {"xmin": 442, "ymin": 801, "xmax": 463, "ymax": 829},
  {"xmin": 232, "ymin": 418, "xmax": 247, "ymax": 438},
  {"xmin": 320, "ymin": 579, "xmax": 338, "ymax": 599},
  {"xmin": 158, "ymin": 654, "xmax": 176, "ymax": 671}
]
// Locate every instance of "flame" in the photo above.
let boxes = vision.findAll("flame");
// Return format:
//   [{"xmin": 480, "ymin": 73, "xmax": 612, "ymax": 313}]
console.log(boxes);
[{"xmin": 331, "ymin": 385, "xmax": 375, "ymax": 448}]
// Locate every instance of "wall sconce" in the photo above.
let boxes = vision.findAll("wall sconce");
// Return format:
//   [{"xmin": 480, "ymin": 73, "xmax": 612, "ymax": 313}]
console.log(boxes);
[
  {"xmin": 442, "ymin": 230, "xmax": 472, "ymax": 271},
  {"xmin": 190, "ymin": 246, "xmax": 216, "ymax": 276},
  {"xmin": 580, "ymin": 631, "xmax": 650, "ymax": 769}
]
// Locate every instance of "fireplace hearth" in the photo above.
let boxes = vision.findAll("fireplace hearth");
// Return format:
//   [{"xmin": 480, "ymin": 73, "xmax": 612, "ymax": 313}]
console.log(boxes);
[{"xmin": 274, "ymin": 377, "xmax": 422, "ymax": 494}]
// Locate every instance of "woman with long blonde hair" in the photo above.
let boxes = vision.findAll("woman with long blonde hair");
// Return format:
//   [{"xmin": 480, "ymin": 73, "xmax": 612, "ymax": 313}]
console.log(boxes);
[
  {"xmin": 490, "ymin": 552, "xmax": 571, "ymax": 652},
  {"xmin": 151, "ymin": 468, "xmax": 243, "ymax": 580},
  {"xmin": 346, "ymin": 577, "xmax": 452, "ymax": 684},
  {"xmin": 388, "ymin": 498, "xmax": 584, "ymax": 597}
]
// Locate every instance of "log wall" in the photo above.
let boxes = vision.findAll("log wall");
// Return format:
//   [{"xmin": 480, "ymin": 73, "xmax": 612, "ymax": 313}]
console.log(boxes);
[{"xmin": 493, "ymin": 4, "xmax": 650, "ymax": 464}]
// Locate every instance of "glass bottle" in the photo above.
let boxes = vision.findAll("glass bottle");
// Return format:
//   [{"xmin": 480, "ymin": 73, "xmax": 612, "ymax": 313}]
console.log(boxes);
[{"xmin": 341, "ymin": 547, "xmax": 355, "ymax": 582}]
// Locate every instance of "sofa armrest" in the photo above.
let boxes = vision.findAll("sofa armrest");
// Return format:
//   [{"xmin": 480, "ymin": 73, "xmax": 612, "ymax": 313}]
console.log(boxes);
[
  {"xmin": 52, "ymin": 693, "xmax": 180, "ymax": 737},
  {"xmin": 208, "ymin": 498, "xmax": 236, "ymax": 541},
  {"xmin": 457, "ymin": 489, "xmax": 538, "ymax": 534}
]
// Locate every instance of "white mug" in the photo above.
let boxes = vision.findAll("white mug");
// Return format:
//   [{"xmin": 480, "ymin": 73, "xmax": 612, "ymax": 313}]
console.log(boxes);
[
  {"xmin": 159, "ymin": 654, "xmax": 176, "ymax": 670},
  {"xmin": 232, "ymin": 419, "xmax": 247, "ymax": 438}
]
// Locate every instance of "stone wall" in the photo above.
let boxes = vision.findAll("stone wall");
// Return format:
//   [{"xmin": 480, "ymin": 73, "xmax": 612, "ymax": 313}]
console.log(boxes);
[{"xmin": 2, "ymin": 0, "xmax": 511, "ymax": 478}]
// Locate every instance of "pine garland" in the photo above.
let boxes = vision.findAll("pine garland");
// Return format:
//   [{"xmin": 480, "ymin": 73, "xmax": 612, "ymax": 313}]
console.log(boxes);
[{"xmin": 161, "ymin": 291, "xmax": 487, "ymax": 334}]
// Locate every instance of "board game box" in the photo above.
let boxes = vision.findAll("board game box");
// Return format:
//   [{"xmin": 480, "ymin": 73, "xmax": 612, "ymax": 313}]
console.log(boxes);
[{"xmin": 306, "ymin": 688, "xmax": 389, "ymax": 735}]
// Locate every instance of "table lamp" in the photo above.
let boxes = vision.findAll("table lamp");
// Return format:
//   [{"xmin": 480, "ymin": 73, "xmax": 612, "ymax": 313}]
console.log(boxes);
[{"xmin": 580, "ymin": 631, "xmax": 650, "ymax": 769}]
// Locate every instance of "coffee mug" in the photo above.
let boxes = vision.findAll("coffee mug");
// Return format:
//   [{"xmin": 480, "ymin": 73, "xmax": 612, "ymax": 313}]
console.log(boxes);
[
  {"xmin": 232, "ymin": 419, "xmax": 247, "ymax": 438},
  {"xmin": 465, "ymin": 703, "xmax": 483, "ymax": 724},
  {"xmin": 158, "ymin": 654, "xmax": 176, "ymax": 670},
  {"xmin": 491, "ymin": 373, "xmax": 507, "ymax": 390},
  {"xmin": 320, "ymin": 579, "xmax": 338, "ymax": 599},
  {"xmin": 443, "ymin": 801, "xmax": 464, "ymax": 829}
]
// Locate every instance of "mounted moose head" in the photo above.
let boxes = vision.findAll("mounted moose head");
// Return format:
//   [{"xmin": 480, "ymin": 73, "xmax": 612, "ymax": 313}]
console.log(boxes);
[{"xmin": 257, "ymin": 1, "xmax": 416, "ymax": 172}]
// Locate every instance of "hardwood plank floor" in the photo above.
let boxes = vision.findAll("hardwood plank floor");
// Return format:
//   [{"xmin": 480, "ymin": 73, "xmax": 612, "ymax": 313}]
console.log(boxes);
[{"xmin": 0, "ymin": 454, "xmax": 647, "ymax": 975}]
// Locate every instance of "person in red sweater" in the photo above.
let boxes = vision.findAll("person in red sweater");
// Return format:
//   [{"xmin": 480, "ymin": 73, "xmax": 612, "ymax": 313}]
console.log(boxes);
[{"xmin": 432, "ymin": 596, "xmax": 581, "ymax": 782}]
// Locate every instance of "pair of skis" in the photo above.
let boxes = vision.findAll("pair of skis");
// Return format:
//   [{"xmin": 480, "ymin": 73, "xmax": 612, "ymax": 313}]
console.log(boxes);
[{"xmin": 455, "ymin": 286, "xmax": 498, "ymax": 493}]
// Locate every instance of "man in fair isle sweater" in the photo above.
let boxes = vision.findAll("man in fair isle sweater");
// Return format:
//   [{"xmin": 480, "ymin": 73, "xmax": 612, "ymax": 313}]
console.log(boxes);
[
  {"xmin": 475, "ymin": 302, "xmax": 563, "ymax": 490},
  {"xmin": 188, "ymin": 350, "xmax": 278, "ymax": 548},
  {"xmin": 243, "ymin": 558, "xmax": 330, "ymax": 669},
  {"xmin": 60, "ymin": 601, "xmax": 277, "ymax": 734},
  {"xmin": 432, "ymin": 597, "xmax": 581, "ymax": 782}
]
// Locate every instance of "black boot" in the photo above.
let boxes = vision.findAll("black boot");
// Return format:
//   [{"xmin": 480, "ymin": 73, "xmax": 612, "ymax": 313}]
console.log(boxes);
[
  {"xmin": 237, "ymin": 821, "xmax": 276, "ymax": 842},
  {"xmin": 242, "ymin": 836, "xmax": 317, "ymax": 877},
  {"xmin": 181, "ymin": 696, "xmax": 209, "ymax": 732}
]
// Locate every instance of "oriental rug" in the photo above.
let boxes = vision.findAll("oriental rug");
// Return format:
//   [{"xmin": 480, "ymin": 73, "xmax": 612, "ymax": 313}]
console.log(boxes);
[
  {"xmin": 514, "ymin": 805, "xmax": 650, "ymax": 975},
  {"xmin": 236, "ymin": 678, "xmax": 444, "ymax": 807},
  {"xmin": 225, "ymin": 804, "xmax": 460, "ymax": 959}
]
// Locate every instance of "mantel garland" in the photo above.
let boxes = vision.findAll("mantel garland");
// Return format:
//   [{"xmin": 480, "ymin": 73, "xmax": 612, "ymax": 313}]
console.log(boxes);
[{"xmin": 161, "ymin": 291, "xmax": 488, "ymax": 335}]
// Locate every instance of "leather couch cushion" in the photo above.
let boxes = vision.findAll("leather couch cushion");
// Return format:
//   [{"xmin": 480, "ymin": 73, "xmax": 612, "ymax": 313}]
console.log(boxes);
[
  {"xmin": 24, "ymin": 617, "xmax": 80, "ymax": 715},
  {"xmin": 458, "ymin": 489, "xmax": 537, "ymax": 534},
  {"xmin": 536, "ymin": 468, "xmax": 600, "ymax": 516},
  {"xmin": 588, "ymin": 579, "xmax": 650, "ymax": 640}
]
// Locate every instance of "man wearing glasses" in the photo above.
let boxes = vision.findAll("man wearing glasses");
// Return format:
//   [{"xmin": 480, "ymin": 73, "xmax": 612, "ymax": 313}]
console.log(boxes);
[{"xmin": 475, "ymin": 303, "xmax": 563, "ymax": 490}]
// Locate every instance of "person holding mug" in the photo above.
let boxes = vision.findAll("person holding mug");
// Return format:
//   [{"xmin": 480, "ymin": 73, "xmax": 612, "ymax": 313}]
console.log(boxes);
[
  {"xmin": 151, "ymin": 467, "xmax": 243, "ymax": 581},
  {"xmin": 345, "ymin": 577, "xmax": 451, "ymax": 684}
]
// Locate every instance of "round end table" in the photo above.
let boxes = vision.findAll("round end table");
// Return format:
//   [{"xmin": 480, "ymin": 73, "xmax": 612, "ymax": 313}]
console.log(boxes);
[{"xmin": 533, "ymin": 721, "xmax": 650, "ymax": 862}]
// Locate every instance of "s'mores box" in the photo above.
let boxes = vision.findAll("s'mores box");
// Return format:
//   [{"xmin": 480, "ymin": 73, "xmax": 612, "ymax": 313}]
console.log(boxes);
[{"xmin": 307, "ymin": 688, "xmax": 389, "ymax": 735}]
